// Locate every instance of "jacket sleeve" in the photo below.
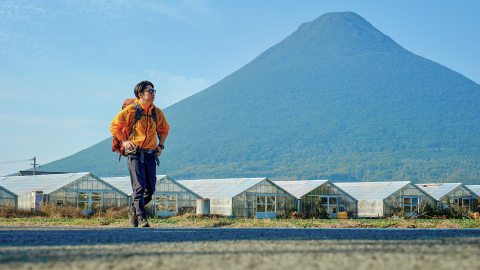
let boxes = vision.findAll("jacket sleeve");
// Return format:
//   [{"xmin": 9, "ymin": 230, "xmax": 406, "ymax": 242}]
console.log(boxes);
[
  {"xmin": 110, "ymin": 106, "xmax": 134, "ymax": 141},
  {"xmin": 156, "ymin": 107, "xmax": 170, "ymax": 137}
]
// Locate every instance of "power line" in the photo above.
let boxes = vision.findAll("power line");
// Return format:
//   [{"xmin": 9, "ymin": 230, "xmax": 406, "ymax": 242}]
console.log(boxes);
[
  {"xmin": 0, "ymin": 166, "xmax": 25, "ymax": 171},
  {"xmin": 0, "ymin": 158, "xmax": 33, "ymax": 165}
]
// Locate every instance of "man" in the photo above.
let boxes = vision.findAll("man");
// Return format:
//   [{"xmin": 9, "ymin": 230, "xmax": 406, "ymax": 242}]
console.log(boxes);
[{"xmin": 110, "ymin": 80, "xmax": 169, "ymax": 227}]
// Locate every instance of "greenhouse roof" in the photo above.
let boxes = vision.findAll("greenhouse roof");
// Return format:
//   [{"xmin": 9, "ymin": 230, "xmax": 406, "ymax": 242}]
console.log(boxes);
[
  {"xmin": 334, "ymin": 181, "xmax": 411, "ymax": 200},
  {"xmin": 102, "ymin": 175, "xmax": 168, "ymax": 196},
  {"xmin": 416, "ymin": 183, "xmax": 463, "ymax": 200},
  {"xmin": 0, "ymin": 172, "xmax": 91, "ymax": 195},
  {"xmin": 17, "ymin": 171, "xmax": 72, "ymax": 176},
  {"xmin": 465, "ymin": 185, "xmax": 480, "ymax": 197},
  {"xmin": 176, "ymin": 178, "xmax": 269, "ymax": 198},
  {"xmin": 0, "ymin": 184, "xmax": 17, "ymax": 197},
  {"xmin": 273, "ymin": 180, "xmax": 328, "ymax": 198}
]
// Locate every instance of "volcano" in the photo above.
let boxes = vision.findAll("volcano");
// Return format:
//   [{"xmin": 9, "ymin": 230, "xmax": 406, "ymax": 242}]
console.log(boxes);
[{"xmin": 40, "ymin": 12, "xmax": 480, "ymax": 184}]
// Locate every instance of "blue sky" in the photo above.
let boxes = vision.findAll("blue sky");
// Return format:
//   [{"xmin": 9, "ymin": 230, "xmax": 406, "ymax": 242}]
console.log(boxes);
[{"xmin": 1, "ymin": 0, "xmax": 479, "ymax": 176}]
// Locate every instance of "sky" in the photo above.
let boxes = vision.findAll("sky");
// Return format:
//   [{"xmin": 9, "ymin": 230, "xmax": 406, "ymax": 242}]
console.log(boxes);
[{"xmin": 0, "ymin": 0, "xmax": 479, "ymax": 176}]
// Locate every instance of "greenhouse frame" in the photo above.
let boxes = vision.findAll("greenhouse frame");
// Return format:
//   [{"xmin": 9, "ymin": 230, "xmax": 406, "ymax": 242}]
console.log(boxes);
[
  {"xmin": 0, "ymin": 181, "xmax": 17, "ymax": 207},
  {"xmin": 335, "ymin": 181, "xmax": 436, "ymax": 218},
  {"xmin": 417, "ymin": 183, "xmax": 478, "ymax": 212},
  {"xmin": 0, "ymin": 173, "xmax": 129, "ymax": 210},
  {"xmin": 176, "ymin": 178, "xmax": 297, "ymax": 218},
  {"xmin": 274, "ymin": 180, "xmax": 357, "ymax": 218},
  {"xmin": 102, "ymin": 175, "xmax": 202, "ymax": 217}
]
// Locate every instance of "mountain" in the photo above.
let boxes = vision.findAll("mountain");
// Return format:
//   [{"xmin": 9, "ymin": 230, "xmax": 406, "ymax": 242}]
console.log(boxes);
[{"xmin": 39, "ymin": 12, "xmax": 480, "ymax": 184}]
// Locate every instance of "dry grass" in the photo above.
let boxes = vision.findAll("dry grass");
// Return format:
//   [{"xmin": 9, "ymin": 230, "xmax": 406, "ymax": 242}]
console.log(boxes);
[
  {"xmin": 0, "ymin": 206, "xmax": 475, "ymax": 229},
  {"xmin": 0, "ymin": 206, "xmax": 41, "ymax": 218},
  {"xmin": 289, "ymin": 211, "xmax": 306, "ymax": 219},
  {"xmin": 170, "ymin": 213, "xmax": 227, "ymax": 220},
  {"xmin": 92, "ymin": 207, "xmax": 127, "ymax": 219},
  {"xmin": 434, "ymin": 220, "xmax": 461, "ymax": 228},
  {"xmin": 0, "ymin": 204, "xmax": 127, "ymax": 219},
  {"xmin": 41, "ymin": 204, "xmax": 86, "ymax": 218}
]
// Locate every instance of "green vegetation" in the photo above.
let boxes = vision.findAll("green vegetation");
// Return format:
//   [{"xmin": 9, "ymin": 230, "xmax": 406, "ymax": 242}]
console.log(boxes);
[
  {"xmin": 1, "ymin": 217, "xmax": 480, "ymax": 228},
  {"xmin": 38, "ymin": 12, "xmax": 480, "ymax": 184}
]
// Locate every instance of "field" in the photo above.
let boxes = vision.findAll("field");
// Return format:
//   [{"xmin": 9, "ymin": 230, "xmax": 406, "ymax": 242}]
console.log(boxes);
[{"xmin": 1, "ymin": 215, "xmax": 480, "ymax": 228}]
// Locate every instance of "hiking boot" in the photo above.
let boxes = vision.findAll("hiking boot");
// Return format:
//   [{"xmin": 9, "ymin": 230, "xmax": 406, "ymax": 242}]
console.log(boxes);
[
  {"xmin": 138, "ymin": 217, "xmax": 150, "ymax": 228},
  {"xmin": 127, "ymin": 206, "xmax": 138, "ymax": 227}
]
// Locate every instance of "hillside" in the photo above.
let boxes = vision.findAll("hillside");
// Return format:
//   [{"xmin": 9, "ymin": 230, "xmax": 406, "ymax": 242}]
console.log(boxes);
[{"xmin": 39, "ymin": 12, "xmax": 480, "ymax": 184}]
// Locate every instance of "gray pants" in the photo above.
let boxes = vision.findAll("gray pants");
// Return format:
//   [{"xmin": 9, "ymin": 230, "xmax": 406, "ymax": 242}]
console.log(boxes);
[{"xmin": 127, "ymin": 152, "xmax": 156, "ymax": 219}]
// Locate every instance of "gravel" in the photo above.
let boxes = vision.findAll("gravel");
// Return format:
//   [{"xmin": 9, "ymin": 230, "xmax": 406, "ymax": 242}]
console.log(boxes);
[{"xmin": 1, "ymin": 227, "xmax": 480, "ymax": 269}]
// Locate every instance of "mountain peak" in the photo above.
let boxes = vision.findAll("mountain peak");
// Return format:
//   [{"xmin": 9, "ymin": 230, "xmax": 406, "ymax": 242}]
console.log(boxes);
[{"xmin": 254, "ymin": 12, "xmax": 404, "ymax": 66}]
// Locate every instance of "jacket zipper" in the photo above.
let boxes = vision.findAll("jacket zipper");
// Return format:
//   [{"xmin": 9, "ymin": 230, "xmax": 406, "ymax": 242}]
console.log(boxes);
[{"xmin": 140, "ymin": 109, "xmax": 150, "ymax": 149}]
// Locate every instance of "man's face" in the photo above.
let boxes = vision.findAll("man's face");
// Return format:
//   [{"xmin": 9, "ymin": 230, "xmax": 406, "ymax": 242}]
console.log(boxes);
[{"xmin": 139, "ymin": 85, "xmax": 155, "ymax": 103}]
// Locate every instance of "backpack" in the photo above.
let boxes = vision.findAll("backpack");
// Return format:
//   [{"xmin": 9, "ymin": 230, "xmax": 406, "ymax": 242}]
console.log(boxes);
[{"xmin": 112, "ymin": 98, "xmax": 158, "ymax": 171}]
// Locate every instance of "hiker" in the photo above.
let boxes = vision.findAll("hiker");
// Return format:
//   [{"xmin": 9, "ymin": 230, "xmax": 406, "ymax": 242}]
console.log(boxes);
[{"xmin": 110, "ymin": 80, "xmax": 169, "ymax": 227}]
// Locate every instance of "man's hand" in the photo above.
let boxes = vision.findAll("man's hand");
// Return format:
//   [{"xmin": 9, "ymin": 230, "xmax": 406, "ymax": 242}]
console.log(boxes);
[
  {"xmin": 156, "ymin": 146, "xmax": 162, "ymax": 156},
  {"xmin": 122, "ymin": 138, "xmax": 136, "ymax": 150}
]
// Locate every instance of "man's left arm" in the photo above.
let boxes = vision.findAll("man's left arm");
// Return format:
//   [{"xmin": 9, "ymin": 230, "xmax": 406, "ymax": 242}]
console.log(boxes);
[{"xmin": 156, "ymin": 107, "xmax": 170, "ymax": 156}]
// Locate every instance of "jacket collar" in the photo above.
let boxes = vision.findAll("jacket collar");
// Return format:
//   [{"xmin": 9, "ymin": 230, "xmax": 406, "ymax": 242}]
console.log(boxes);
[{"xmin": 135, "ymin": 99, "xmax": 154, "ymax": 113}]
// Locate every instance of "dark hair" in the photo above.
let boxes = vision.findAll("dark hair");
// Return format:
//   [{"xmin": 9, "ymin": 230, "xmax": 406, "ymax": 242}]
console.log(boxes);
[{"xmin": 134, "ymin": 80, "xmax": 154, "ymax": 98}]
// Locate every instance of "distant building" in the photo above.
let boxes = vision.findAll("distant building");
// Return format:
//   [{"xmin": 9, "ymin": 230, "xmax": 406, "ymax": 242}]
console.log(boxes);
[
  {"xmin": 335, "ymin": 181, "xmax": 436, "ymax": 218},
  {"xmin": 176, "ymin": 178, "xmax": 297, "ymax": 218},
  {"xmin": 0, "ymin": 172, "xmax": 129, "ymax": 211},
  {"xmin": 417, "ymin": 183, "xmax": 478, "ymax": 212},
  {"xmin": 274, "ymin": 180, "xmax": 357, "ymax": 218},
  {"xmin": 102, "ymin": 175, "xmax": 202, "ymax": 217}
]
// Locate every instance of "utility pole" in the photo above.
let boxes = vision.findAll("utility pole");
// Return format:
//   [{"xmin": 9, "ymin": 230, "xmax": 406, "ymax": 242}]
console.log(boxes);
[{"xmin": 31, "ymin": 156, "xmax": 40, "ymax": 175}]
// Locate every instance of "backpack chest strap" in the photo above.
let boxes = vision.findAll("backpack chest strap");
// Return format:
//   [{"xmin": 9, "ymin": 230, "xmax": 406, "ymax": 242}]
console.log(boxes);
[{"xmin": 128, "ymin": 104, "xmax": 158, "ymax": 138}]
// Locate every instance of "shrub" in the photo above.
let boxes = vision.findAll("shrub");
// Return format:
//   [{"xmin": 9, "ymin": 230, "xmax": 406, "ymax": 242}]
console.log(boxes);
[{"xmin": 315, "ymin": 199, "xmax": 331, "ymax": 219}]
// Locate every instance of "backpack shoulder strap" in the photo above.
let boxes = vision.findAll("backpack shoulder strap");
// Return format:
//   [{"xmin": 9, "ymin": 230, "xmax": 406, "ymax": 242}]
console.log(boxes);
[
  {"xmin": 152, "ymin": 106, "xmax": 158, "ymax": 124},
  {"xmin": 128, "ymin": 103, "xmax": 143, "ymax": 138}
]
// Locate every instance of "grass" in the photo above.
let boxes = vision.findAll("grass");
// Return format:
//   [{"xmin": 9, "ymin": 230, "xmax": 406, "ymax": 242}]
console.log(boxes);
[
  {"xmin": 1, "ymin": 215, "xmax": 480, "ymax": 228},
  {"xmin": 2, "ymin": 206, "xmax": 479, "ymax": 228}
]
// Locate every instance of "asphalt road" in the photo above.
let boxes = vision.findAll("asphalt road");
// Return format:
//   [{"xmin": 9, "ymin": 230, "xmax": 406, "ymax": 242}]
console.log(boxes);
[{"xmin": 1, "ymin": 227, "xmax": 480, "ymax": 270}]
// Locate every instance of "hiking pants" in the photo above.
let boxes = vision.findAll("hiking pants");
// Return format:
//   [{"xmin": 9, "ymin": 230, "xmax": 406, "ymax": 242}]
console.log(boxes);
[{"xmin": 127, "ymin": 151, "xmax": 156, "ymax": 219}]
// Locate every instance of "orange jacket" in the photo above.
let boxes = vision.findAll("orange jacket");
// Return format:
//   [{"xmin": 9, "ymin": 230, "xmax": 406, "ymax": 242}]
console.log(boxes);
[{"xmin": 110, "ymin": 99, "xmax": 169, "ymax": 150}]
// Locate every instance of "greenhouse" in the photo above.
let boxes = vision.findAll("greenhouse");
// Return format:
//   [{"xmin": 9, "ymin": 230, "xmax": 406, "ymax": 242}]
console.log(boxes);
[
  {"xmin": 102, "ymin": 175, "xmax": 202, "ymax": 217},
  {"xmin": 0, "ymin": 182, "xmax": 17, "ymax": 207},
  {"xmin": 274, "ymin": 180, "xmax": 357, "ymax": 218},
  {"xmin": 465, "ymin": 185, "xmax": 480, "ymax": 197},
  {"xmin": 335, "ymin": 181, "xmax": 436, "ymax": 218},
  {"xmin": 0, "ymin": 172, "xmax": 128, "ymax": 210},
  {"xmin": 417, "ymin": 183, "xmax": 478, "ymax": 212},
  {"xmin": 176, "ymin": 178, "xmax": 296, "ymax": 218}
]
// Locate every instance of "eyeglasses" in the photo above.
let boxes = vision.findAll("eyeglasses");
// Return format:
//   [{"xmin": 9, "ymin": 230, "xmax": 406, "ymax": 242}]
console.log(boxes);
[{"xmin": 144, "ymin": 89, "xmax": 156, "ymax": 94}]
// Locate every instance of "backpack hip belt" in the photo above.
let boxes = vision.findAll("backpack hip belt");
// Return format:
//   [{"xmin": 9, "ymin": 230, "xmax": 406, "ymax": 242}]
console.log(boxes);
[{"xmin": 126, "ymin": 145, "xmax": 160, "ymax": 166}]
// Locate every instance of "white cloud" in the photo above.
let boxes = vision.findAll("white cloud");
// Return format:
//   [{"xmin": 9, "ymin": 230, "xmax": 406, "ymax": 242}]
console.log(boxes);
[{"xmin": 146, "ymin": 70, "xmax": 211, "ymax": 108}]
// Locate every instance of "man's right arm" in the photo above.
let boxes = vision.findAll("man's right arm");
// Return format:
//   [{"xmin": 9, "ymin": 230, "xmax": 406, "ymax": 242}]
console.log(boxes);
[{"xmin": 110, "ymin": 107, "xmax": 135, "ymax": 150}]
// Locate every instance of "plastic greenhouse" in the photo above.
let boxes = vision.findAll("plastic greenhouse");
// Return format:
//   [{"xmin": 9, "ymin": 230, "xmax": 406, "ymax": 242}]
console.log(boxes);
[
  {"xmin": 176, "ymin": 178, "xmax": 297, "ymax": 218},
  {"xmin": 274, "ymin": 180, "xmax": 357, "ymax": 218},
  {"xmin": 0, "ymin": 173, "xmax": 129, "ymax": 210},
  {"xmin": 466, "ymin": 185, "xmax": 480, "ymax": 197},
  {"xmin": 0, "ymin": 181, "xmax": 17, "ymax": 207},
  {"xmin": 417, "ymin": 183, "xmax": 478, "ymax": 212},
  {"xmin": 335, "ymin": 181, "xmax": 436, "ymax": 218},
  {"xmin": 102, "ymin": 175, "xmax": 202, "ymax": 217}
]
